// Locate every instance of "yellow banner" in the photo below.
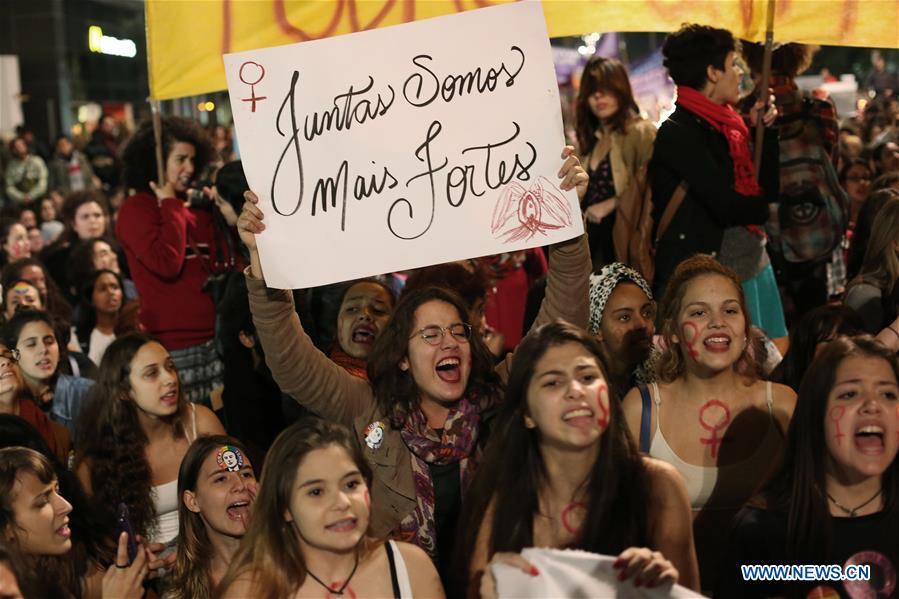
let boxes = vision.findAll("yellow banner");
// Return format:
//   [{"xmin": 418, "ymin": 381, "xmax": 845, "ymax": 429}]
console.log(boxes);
[{"xmin": 147, "ymin": 0, "xmax": 899, "ymax": 100}]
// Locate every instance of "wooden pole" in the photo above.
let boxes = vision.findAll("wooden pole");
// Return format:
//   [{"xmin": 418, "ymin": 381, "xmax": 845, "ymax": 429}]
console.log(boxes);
[
  {"xmin": 150, "ymin": 99, "xmax": 165, "ymax": 185},
  {"xmin": 753, "ymin": 0, "xmax": 776, "ymax": 177},
  {"xmin": 145, "ymin": 1, "xmax": 165, "ymax": 186}
]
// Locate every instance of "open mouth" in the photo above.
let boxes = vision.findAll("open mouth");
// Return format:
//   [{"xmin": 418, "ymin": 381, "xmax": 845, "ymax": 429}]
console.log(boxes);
[
  {"xmin": 854, "ymin": 425, "xmax": 885, "ymax": 455},
  {"xmin": 226, "ymin": 501, "xmax": 250, "ymax": 521},
  {"xmin": 351, "ymin": 324, "xmax": 376, "ymax": 345},
  {"xmin": 160, "ymin": 390, "xmax": 178, "ymax": 406},
  {"xmin": 56, "ymin": 521, "xmax": 71, "ymax": 538},
  {"xmin": 703, "ymin": 335, "xmax": 731, "ymax": 353},
  {"xmin": 435, "ymin": 357, "xmax": 461, "ymax": 383},
  {"xmin": 562, "ymin": 407, "xmax": 595, "ymax": 428},
  {"xmin": 325, "ymin": 518, "xmax": 357, "ymax": 533},
  {"xmin": 36, "ymin": 359, "xmax": 53, "ymax": 371}
]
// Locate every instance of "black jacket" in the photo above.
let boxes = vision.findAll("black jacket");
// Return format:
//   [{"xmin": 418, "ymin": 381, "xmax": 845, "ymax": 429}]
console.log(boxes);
[{"xmin": 649, "ymin": 105, "xmax": 779, "ymax": 297}]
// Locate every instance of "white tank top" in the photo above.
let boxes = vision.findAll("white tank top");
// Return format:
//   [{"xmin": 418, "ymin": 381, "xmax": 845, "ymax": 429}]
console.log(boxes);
[
  {"xmin": 150, "ymin": 404, "xmax": 198, "ymax": 544},
  {"xmin": 647, "ymin": 381, "xmax": 780, "ymax": 511}
]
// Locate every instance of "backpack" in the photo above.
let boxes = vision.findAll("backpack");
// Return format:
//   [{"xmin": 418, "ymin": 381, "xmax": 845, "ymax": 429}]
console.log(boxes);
[
  {"xmin": 612, "ymin": 166, "xmax": 686, "ymax": 285},
  {"xmin": 766, "ymin": 97, "xmax": 848, "ymax": 265}
]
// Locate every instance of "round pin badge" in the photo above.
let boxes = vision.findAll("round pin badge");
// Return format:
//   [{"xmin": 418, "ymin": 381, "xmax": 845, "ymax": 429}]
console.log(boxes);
[
  {"xmin": 363, "ymin": 421, "xmax": 386, "ymax": 450},
  {"xmin": 216, "ymin": 445, "xmax": 245, "ymax": 472}
]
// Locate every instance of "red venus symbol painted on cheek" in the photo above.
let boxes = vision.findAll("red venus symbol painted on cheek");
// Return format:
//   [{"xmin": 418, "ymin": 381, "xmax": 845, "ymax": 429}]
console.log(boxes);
[
  {"xmin": 561, "ymin": 502, "xmax": 587, "ymax": 536},
  {"xmin": 698, "ymin": 399, "xmax": 731, "ymax": 459},
  {"xmin": 239, "ymin": 61, "xmax": 268, "ymax": 112},
  {"xmin": 596, "ymin": 384, "xmax": 610, "ymax": 429},
  {"xmin": 683, "ymin": 322, "xmax": 700, "ymax": 360},
  {"xmin": 829, "ymin": 406, "xmax": 846, "ymax": 446}
]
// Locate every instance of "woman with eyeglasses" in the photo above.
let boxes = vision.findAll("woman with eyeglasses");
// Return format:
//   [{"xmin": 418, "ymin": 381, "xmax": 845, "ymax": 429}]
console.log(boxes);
[{"xmin": 236, "ymin": 148, "xmax": 591, "ymax": 583}]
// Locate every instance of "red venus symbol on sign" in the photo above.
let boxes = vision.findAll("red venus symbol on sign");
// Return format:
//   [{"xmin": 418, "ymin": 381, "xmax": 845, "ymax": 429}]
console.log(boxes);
[
  {"xmin": 698, "ymin": 399, "xmax": 731, "ymax": 459},
  {"xmin": 239, "ymin": 61, "xmax": 267, "ymax": 112}
]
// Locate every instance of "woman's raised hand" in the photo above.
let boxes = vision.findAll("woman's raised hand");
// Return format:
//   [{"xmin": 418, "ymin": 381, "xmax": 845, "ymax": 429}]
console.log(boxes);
[
  {"xmin": 237, "ymin": 191, "xmax": 265, "ymax": 252},
  {"xmin": 101, "ymin": 532, "xmax": 148, "ymax": 599},
  {"xmin": 559, "ymin": 146, "xmax": 589, "ymax": 202},
  {"xmin": 613, "ymin": 546, "xmax": 679, "ymax": 589}
]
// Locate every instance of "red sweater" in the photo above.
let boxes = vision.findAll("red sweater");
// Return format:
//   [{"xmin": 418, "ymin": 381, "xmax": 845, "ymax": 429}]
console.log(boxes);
[{"xmin": 116, "ymin": 192, "xmax": 222, "ymax": 350}]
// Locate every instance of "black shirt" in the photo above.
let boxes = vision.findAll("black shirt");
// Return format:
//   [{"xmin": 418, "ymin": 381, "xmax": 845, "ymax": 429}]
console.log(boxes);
[{"xmin": 717, "ymin": 506, "xmax": 899, "ymax": 598}]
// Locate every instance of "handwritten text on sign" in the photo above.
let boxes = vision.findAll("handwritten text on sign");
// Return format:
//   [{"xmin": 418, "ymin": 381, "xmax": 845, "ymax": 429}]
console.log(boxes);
[{"xmin": 224, "ymin": 1, "xmax": 581, "ymax": 289}]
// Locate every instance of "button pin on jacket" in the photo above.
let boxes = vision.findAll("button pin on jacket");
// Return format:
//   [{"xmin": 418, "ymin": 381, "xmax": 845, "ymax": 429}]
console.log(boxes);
[{"xmin": 363, "ymin": 421, "xmax": 386, "ymax": 450}]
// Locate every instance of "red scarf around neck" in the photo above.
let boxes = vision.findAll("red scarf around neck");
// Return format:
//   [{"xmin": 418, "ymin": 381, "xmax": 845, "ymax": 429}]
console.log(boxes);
[{"xmin": 676, "ymin": 85, "xmax": 761, "ymax": 197}]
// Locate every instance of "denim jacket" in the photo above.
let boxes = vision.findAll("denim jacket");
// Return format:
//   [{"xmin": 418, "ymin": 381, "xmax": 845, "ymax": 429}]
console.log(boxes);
[{"xmin": 51, "ymin": 374, "xmax": 94, "ymax": 443}]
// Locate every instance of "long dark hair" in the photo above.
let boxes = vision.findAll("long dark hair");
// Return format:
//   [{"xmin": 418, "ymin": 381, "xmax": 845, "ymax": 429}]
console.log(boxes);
[
  {"xmin": 167, "ymin": 435, "xmax": 253, "ymax": 599},
  {"xmin": 368, "ymin": 286, "xmax": 502, "ymax": 428},
  {"xmin": 770, "ymin": 305, "xmax": 864, "ymax": 391},
  {"xmin": 0, "ymin": 447, "xmax": 80, "ymax": 597},
  {"xmin": 217, "ymin": 418, "xmax": 374, "ymax": 599},
  {"xmin": 762, "ymin": 336, "xmax": 899, "ymax": 564},
  {"xmin": 74, "ymin": 268, "xmax": 124, "ymax": 347},
  {"xmin": 1, "ymin": 257, "xmax": 73, "ymax": 324},
  {"xmin": 575, "ymin": 56, "xmax": 640, "ymax": 154},
  {"xmin": 453, "ymin": 321, "xmax": 649, "ymax": 595},
  {"xmin": 75, "ymin": 332, "xmax": 188, "ymax": 540}
]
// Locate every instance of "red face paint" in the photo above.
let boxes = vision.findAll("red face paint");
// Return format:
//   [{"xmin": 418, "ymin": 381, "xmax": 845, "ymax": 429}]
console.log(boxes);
[
  {"xmin": 682, "ymin": 321, "xmax": 700, "ymax": 360},
  {"xmin": 560, "ymin": 501, "xmax": 587, "ymax": 536},
  {"xmin": 596, "ymin": 383, "xmax": 610, "ymax": 429},
  {"xmin": 829, "ymin": 406, "xmax": 846, "ymax": 446},
  {"xmin": 698, "ymin": 399, "xmax": 731, "ymax": 459}
]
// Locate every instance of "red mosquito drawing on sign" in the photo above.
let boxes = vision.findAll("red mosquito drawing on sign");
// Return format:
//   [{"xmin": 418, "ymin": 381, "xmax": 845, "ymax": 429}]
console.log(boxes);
[
  {"xmin": 491, "ymin": 177, "xmax": 572, "ymax": 243},
  {"xmin": 240, "ymin": 61, "xmax": 268, "ymax": 112},
  {"xmin": 698, "ymin": 399, "xmax": 731, "ymax": 459}
]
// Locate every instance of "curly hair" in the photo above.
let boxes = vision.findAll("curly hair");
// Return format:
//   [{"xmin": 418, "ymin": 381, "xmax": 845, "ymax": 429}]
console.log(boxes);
[
  {"xmin": 655, "ymin": 255, "xmax": 759, "ymax": 382},
  {"xmin": 741, "ymin": 42, "xmax": 816, "ymax": 78},
  {"xmin": 122, "ymin": 117, "xmax": 213, "ymax": 193},
  {"xmin": 368, "ymin": 286, "xmax": 502, "ymax": 428},
  {"xmin": 74, "ymin": 332, "xmax": 188, "ymax": 541},
  {"xmin": 662, "ymin": 24, "xmax": 737, "ymax": 89}
]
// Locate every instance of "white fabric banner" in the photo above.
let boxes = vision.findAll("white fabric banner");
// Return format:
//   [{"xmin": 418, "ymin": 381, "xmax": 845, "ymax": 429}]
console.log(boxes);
[
  {"xmin": 224, "ymin": 1, "xmax": 581, "ymax": 289},
  {"xmin": 493, "ymin": 548, "xmax": 707, "ymax": 598}
]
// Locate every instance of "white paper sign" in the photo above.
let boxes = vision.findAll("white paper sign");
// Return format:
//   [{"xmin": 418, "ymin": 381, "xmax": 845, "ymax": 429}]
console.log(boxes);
[
  {"xmin": 224, "ymin": 0, "xmax": 582, "ymax": 289},
  {"xmin": 493, "ymin": 548, "xmax": 707, "ymax": 598}
]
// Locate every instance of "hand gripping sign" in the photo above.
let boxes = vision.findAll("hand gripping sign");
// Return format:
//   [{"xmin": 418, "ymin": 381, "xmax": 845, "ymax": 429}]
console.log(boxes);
[{"xmin": 224, "ymin": 1, "xmax": 582, "ymax": 289}]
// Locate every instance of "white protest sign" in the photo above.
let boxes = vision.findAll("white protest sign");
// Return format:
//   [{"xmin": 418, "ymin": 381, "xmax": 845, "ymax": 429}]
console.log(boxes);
[
  {"xmin": 494, "ymin": 548, "xmax": 707, "ymax": 598},
  {"xmin": 224, "ymin": 1, "xmax": 582, "ymax": 289}
]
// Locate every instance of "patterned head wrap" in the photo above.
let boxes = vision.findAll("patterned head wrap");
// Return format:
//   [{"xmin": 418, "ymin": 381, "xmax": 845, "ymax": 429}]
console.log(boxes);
[{"xmin": 588, "ymin": 263, "xmax": 653, "ymax": 335}]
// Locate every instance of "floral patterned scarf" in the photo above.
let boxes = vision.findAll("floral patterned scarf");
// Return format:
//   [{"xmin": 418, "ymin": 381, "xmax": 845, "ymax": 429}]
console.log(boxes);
[{"xmin": 397, "ymin": 396, "xmax": 480, "ymax": 558}]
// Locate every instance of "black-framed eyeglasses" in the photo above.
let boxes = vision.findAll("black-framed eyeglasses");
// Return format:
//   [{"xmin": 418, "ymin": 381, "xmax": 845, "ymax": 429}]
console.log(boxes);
[
  {"xmin": 0, "ymin": 349, "xmax": 20, "ymax": 363},
  {"xmin": 845, "ymin": 175, "xmax": 871, "ymax": 182},
  {"xmin": 411, "ymin": 324, "xmax": 473, "ymax": 345}
]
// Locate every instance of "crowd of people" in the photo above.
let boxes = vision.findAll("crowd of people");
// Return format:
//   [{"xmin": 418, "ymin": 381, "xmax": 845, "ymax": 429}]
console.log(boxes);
[{"xmin": 0, "ymin": 22, "xmax": 897, "ymax": 599}]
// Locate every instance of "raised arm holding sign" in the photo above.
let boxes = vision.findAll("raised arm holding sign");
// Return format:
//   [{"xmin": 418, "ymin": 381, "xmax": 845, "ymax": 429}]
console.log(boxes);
[
  {"xmin": 234, "ymin": 3, "xmax": 592, "ymax": 578},
  {"xmin": 224, "ymin": 1, "xmax": 583, "ymax": 289}
]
